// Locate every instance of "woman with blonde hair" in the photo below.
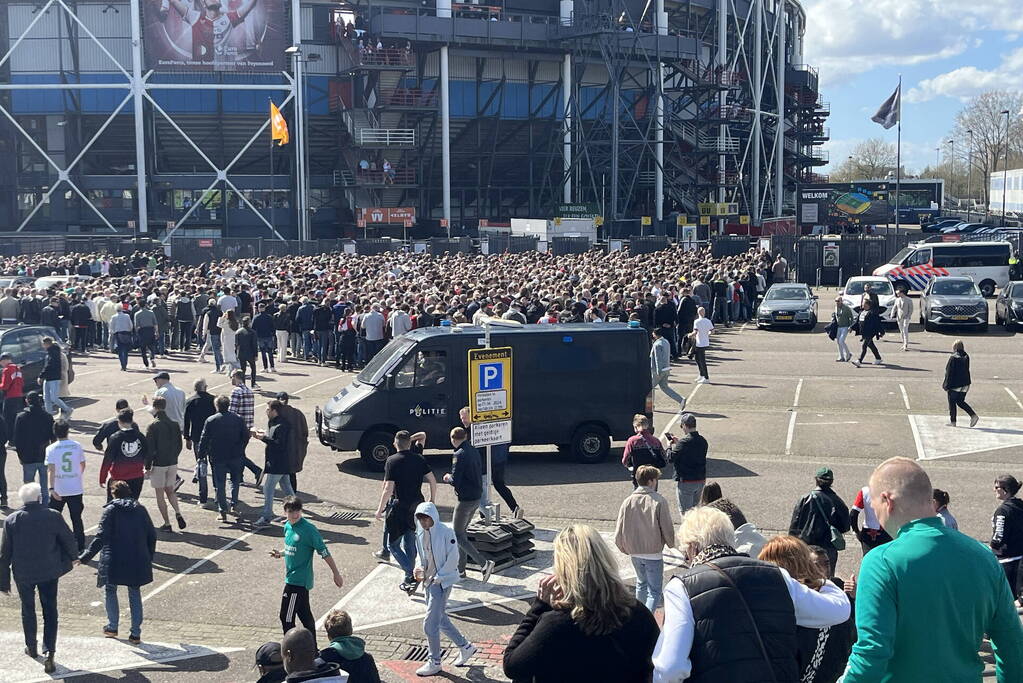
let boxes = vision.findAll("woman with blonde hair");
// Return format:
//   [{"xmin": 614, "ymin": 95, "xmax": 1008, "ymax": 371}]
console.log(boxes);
[
  {"xmin": 503, "ymin": 524, "xmax": 659, "ymax": 682},
  {"xmin": 653, "ymin": 507, "xmax": 850, "ymax": 683},
  {"xmin": 758, "ymin": 535, "xmax": 854, "ymax": 683}
]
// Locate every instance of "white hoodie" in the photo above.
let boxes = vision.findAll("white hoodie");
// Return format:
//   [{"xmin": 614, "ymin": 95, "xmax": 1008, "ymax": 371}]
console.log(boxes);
[{"xmin": 414, "ymin": 501, "xmax": 461, "ymax": 590}]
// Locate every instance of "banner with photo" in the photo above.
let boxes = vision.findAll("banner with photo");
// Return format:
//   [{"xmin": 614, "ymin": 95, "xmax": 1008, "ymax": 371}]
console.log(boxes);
[{"xmin": 144, "ymin": 0, "xmax": 288, "ymax": 72}]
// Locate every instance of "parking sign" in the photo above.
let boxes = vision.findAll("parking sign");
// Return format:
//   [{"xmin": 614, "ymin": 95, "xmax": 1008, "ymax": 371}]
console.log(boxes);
[{"xmin": 468, "ymin": 347, "xmax": 512, "ymax": 424}]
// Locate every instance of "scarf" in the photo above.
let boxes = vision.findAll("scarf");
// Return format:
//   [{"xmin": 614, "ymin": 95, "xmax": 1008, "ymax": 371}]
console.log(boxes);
[{"xmin": 692, "ymin": 544, "xmax": 742, "ymax": 566}]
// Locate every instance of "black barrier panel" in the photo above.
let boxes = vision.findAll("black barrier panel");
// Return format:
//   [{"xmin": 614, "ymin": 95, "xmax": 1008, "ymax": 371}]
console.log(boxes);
[
  {"xmin": 796, "ymin": 238, "xmax": 822, "ymax": 285},
  {"xmin": 550, "ymin": 236, "xmax": 591, "ymax": 256},
  {"xmin": 356, "ymin": 238, "xmax": 400, "ymax": 255},
  {"xmin": 630, "ymin": 236, "xmax": 670, "ymax": 255},
  {"xmin": 711, "ymin": 235, "xmax": 751, "ymax": 258},
  {"xmin": 429, "ymin": 237, "xmax": 473, "ymax": 255}
]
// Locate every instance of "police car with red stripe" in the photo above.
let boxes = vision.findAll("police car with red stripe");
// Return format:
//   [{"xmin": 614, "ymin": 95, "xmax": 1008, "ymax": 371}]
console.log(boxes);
[{"xmin": 873, "ymin": 240, "xmax": 1012, "ymax": 298}]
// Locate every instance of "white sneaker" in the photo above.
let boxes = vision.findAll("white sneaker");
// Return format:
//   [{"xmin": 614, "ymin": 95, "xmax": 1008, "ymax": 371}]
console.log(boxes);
[
  {"xmin": 970, "ymin": 414, "xmax": 980, "ymax": 428},
  {"xmin": 416, "ymin": 660, "xmax": 443, "ymax": 676},
  {"xmin": 677, "ymin": 397, "xmax": 687, "ymax": 411},
  {"xmin": 513, "ymin": 506, "xmax": 524, "ymax": 520},
  {"xmin": 454, "ymin": 643, "xmax": 477, "ymax": 667},
  {"xmin": 873, "ymin": 358, "xmax": 884, "ymax": 365},
  {"xmin": 481, "ymin": 560, "xmax": 495, "ymax": 583},
  {"xmin": 696, "ymin": 377, "xmax": 709, "ymax": 384},
  {"xmin": 253, "ymin": 517, "xmax": 271, "ymax": 528}
]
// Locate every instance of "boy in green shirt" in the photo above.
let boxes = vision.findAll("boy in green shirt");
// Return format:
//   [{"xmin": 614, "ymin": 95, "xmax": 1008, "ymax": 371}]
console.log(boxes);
[
  {"xmin": 269, "ymin": 497, "xmax": 343, "ymax": 636},
  {"xmin": 841, "ymin": 457, "xmax": 1023, "ymax": 683}
]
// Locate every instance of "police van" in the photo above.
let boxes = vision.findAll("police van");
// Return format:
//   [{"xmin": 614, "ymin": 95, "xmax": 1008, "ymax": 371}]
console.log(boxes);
[
  {"xmin": 872, "ymin": 240, "xmax": 1012, "ymax": 297},
  {"xmin": 316, "ymin": 323, "xmax": 652, "ymax": 470}
]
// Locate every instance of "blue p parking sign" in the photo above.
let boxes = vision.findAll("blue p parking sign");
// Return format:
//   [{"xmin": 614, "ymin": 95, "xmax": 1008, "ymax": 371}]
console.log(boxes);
[{"xmin": 479, "ymin": 362, "xmax": 503, "ymax": 391}]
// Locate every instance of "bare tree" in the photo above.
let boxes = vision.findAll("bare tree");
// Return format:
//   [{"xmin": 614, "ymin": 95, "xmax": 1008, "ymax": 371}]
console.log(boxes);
[
  {"xmin": 830, "ymin": 138, "xmax": 898, "ymax": 182},
  {"xmin": 951, "ymin": 91, "xmax": 1023, "ymax": 206}
]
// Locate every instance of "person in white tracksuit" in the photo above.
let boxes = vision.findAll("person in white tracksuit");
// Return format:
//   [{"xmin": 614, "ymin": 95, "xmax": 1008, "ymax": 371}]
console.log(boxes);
[{"xmin": 892, "ymin": 288, "xmax": 914, "ymax": 351}]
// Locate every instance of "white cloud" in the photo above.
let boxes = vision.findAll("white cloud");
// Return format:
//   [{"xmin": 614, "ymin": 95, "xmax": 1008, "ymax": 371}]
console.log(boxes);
[
  {"xmin": 802, "ymin": 0, "xmax": 1023, "ymax": 84},
  {"xmin": 906, "ymin": 48, "xmax": 1023, "ymax": 102}
]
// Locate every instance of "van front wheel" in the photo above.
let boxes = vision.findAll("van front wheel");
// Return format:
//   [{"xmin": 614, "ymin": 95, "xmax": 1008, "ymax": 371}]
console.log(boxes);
[
  {"xmin": 359, "ymin": 430, "xmax": 395, "ymax": 472},
  {"xmin": 572, "ymin": 424, "xmax": 611, "ymax": 464}
]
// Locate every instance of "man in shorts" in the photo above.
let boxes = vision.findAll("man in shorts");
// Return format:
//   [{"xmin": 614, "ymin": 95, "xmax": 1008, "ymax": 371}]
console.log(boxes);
[{"xmin": 144, "ymin": 397, "xmax": 186, "ymax": 532}]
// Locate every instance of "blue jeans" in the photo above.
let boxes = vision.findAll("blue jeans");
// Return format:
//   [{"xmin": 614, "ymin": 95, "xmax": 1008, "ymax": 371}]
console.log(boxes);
[
  {"xmin": 301, "ymin": 331, "xmax": 314, "ymax": 359},
  {"xmin": 116, "ymin": 341, "xmax": 130, "ymax": 369},
  {"xmin": 17, "ymin": 578, "xmax": 58, "ymax": 654},
  {"xmin": 388, "ymin": 528, "xmax": 417, "ymax": 582},
  {"xmin": 43, "ymin": 379, "xmax": 70, "ymax": 416},
  {"xmin": 104, "ymin": 584, "xmax": 142, "ymax": 638},
  {"xmin": 211, "ymin": 459, "xmax": 242, "ymax": 513},
  {"xmin": 261, "ymin": 473, "xmax": 295, "ymax": 521},
  {"xmin": 22, "ymin": 462, "xmax": 48, "ymax": 506},
  {"xmin": 631, "ymin": 556, "xmax": 664, "ymax": 612},
  {"xmin": 207, "ymin": 334, "xmax": 224, "ymax": 371},
  {"xmin": 712, "ymin": 296, "xmax": 730, "ymax": 325},
  {"xmin": 676, "ymin": 480, "xmax": 704, "ymax": 517},
  {"xmin": 316, "ymin": 331, "xmax": 331, "ymax": 362},
  {"xmin": 424, "ymin": 583, "xmax": 468, "ymax": 664}
]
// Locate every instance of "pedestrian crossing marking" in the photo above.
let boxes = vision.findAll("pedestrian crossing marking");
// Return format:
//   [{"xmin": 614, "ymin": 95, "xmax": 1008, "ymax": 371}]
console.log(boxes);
[{"xmin": 909, "ymin": 415, "xmax": 1023, "ymax": 460}]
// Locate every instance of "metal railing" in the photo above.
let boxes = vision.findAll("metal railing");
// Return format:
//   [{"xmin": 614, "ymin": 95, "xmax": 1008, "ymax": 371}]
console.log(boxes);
[
  {"xmin": 354, "ymin": 168, "xmax": 417, "ymax": 184},
  {"xmin": 355, "ymin": 47, "xmax": 414, "ymax": 67},
  {"xmin": 357, "ymin": 129, "xmax": 416, "ymax": 146},
  {"xmin": 380, "ymin": 88, "xmax": 438, "ymax": 108}
]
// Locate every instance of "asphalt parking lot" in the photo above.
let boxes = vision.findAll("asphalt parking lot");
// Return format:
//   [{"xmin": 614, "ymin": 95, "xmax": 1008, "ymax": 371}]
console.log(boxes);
[{"xmin": 1, "ymin": 294, "xmax": 1019, "ymax": 681}]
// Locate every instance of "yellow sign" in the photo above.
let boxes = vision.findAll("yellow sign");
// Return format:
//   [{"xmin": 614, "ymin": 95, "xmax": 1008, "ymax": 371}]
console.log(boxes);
[
  {"xmin": 468, "ymin": 347, "xmax": 513, "ymax": 423},
  {"xmin": 740, "ymin": 215, "xmax": 750, "ymax": 225},
  {"xmin": 595, "ymin": 216, "xmax": 604, "ymax": 226},
  {"xmin": 700, "ymin": 215, "xmax": 711, "ymax": 225},
  {"xmin": 553, "ymin": 217, "xmax": 562, "ymax": 226},
  {"xmin": 676, "ymin": 215, "xmax": 687, "ymax": 226},
  {"xmin": 641, "ymin": 216, "xmax": 652, "ymax": 226}
]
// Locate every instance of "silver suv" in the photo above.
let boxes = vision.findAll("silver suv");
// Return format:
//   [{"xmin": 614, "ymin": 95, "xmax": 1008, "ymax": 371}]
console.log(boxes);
[{"xmin": 919, "ymin": 276, "xmax": 988, "ymax": 332}]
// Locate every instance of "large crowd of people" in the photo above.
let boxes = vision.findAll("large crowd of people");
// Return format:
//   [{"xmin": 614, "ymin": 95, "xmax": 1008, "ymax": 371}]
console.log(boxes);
[{"xmin": 0, "ymin": 244, "xmax": 1020, "ymax": 681}]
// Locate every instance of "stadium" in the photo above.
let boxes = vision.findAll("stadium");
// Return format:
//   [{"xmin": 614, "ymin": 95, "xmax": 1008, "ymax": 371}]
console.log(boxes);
[{"xmin": 0, "ymin": 0, "xmax": 827, "ymax": 240}]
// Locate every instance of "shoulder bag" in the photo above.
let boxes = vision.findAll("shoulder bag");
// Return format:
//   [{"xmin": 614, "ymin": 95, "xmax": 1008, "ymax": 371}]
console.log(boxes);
[{"xmin": 811, "ymin": 493, "xmax": 846, "ymax": 550}]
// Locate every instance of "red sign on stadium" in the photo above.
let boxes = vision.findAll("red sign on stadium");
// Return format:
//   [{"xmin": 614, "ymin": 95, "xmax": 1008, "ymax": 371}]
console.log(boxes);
[{"xmin": 144, "ymin": 0, "xmax": 287, "ymax": 72}]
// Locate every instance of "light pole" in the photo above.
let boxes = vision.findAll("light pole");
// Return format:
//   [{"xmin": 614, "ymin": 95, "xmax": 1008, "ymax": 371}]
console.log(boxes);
[
  {"xmin": 1001, "ymin": 109, "xmax": 1011, "ymax": 222},
  {"xmin": 966, "ymin": 129, "xmax": 973, "ymax": 222},
  {"xmin": 947, "ymin": 138, "xmax": 954, "ymax": 210},
  {"xmin": 935, "ymin": 146, "xmax": 940, "ymax": 170},
  {"xmin": 285, "ymin": 46, "xmax": 320, "ymax": 242}
]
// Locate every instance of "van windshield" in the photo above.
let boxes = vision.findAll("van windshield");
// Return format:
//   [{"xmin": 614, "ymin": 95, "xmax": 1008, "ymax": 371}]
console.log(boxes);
[
  {"xmin": 356, "ymin": 338, "xmax": 416, "ymax": 386},
  {"xmin": 889, "ymin": 247, "xmax": 913, "ymax": 265}
]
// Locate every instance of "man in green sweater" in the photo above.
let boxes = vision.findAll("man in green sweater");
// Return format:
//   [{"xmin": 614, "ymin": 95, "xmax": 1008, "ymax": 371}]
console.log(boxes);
[{"xmin": 841, "ymin": 457, "xmax": 1023, "ymax": 682}]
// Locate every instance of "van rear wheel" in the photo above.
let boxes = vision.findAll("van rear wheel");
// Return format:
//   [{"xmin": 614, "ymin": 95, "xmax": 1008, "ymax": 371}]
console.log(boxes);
[
  {"xmin": 571, "ymin": 424, "xmax": 610, "ymax": 464},
  {"xmin": 359, "ymin": 431, "xmax": 395, "ymax": 472}
]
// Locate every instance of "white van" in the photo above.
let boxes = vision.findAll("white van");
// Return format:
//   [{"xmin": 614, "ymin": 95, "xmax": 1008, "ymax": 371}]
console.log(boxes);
[
  {"xmin": 33, "ymin": 275, "xmax": 93, "ymax": 291},
  {"xmin": 873, "ymin": 241, "xmax": 1011, "ymax": 297}
]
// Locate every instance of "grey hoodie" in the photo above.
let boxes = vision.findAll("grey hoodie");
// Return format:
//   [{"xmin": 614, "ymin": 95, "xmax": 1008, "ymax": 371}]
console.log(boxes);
[{"xmin": 414, "ymin": 501, "xmax": 461, "ymax": 590}]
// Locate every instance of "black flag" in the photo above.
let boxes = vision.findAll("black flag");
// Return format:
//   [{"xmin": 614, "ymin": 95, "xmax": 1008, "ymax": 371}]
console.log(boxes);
[{"xmin": 871, "ymin": 85, "xmax": 901, "ymax": 130}]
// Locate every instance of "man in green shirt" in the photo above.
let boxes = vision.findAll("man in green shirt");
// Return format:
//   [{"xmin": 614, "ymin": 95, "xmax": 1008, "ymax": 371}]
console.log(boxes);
[
  {"xmin": 269, "ymin": 497, "xmax": 343, "ymax": 637},
  {"xmin": 840, "ymin": 457, "xmax": 1023, "ymax": 682}
]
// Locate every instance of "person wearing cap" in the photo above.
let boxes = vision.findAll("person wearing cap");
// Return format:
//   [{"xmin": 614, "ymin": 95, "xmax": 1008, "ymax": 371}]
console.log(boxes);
[
  {"xmin": 255, "ymin": 641, "xmax": 286, "ymax": 683},
  {"xmin": 275, "ymin": 392, "xmax": 308, "ymax": 494},
  {"xmin": 833, "ymin": 295, "xmax": 854, "ymax": 362},
  {"xmin": 665, "ymin": 413, "xmax": 706, "ymax": 516},
  {"xmin": 788, "ymin": 467, "xmax": 850, "ymax": 574}
]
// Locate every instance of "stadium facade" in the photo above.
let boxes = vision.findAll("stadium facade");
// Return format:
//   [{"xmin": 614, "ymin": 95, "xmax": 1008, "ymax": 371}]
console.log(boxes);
[{"xmin": 0, "ymin": 0, "xmax": 827, "ymax": 239}]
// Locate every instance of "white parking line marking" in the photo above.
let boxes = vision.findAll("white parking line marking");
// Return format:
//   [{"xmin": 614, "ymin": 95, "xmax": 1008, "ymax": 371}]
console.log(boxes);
[
  {"xmin": 141, "ymin": 529, "xmax": 255, "ymax": 603},
  {"xmin": 908, "ymin": 415, "xmax": 925, "ymax": 460},
  {"xmin": 1005, "ymin": 387, "xmax": 1023, "ymax": 412},
  {"xmin": 795, "ymin": 421, "xmax": 859, "ymax": 425},
  {"xmin": 793, "ymin": 378, "xmax": 803, "ymax": 407},
  {"xmin": 315, "ymin": 563, "xmax": 390, "ymax": 631},
  {"xmin": 899, "ymin": 383, "xmax": 911, "ymax": 410},
  {"xmin": 658, "ymin": 382, "xmax": 702, "ymax": 438},
  {"xmin": 785, "ymin": 411, "xmax": 797, "ymax": 456}
]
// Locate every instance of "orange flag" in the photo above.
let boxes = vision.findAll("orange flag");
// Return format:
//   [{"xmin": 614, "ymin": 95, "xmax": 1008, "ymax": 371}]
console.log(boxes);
[{"xmin": 270, "ymin": 102, "xmax": 289, "ymax": 146}]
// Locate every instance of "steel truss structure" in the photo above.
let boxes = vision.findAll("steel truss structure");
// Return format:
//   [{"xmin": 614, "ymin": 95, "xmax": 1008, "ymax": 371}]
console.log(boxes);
[{"xmin": 0, "ymin": 0, "xmax": 313, "ymax": 239}]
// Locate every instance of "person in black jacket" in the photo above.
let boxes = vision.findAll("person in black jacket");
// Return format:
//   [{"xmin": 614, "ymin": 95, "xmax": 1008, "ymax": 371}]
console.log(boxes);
[
  {"xmin": 235, "ymin": 316, "xmax": 259, "ymax": 389},
  {"xmin": 852, "ymin": 299, "xmax": 884, "ymax": 367},
  {"xmin": 69, "ymin": 297, "xmax": 92, "ymax": 354},
  {"xmin": 197, "ymin": 395, "xmax": 250, "ymax": 521},
  {"xmin": 789, "ymin": 467, "xmax": 850, "ymax": 575},
  {"xmin": 943, "ymin": 339, "xmax": 979, "ymax": 427},
  {"xmin": 183, "ymin": 380, "xmax": 216, "ymax": 507},
  {"xmin": 667, "ymin": 413, "xmax": 707, "ymax": 516},
  {"xmin": 252, "ymin": 301, "xmax": 277, "ymax": 374},
  {"xmin": 991, "ymin": 474, "xmax": 1023, "ymax": 604},
  {"xmin": 312, "ymin": 299, "xmax": 333, "ymax": 366},
  {"xmin": 0, "ymin": 482, "xmax": 77, "ymax": 674},
  {"xmin": 38, "ymin": 337, "xmax": 71, "ymax": 419},
  {"xmin": 78, "ymin": 480, "xmax": 156, "ymax": 644},
  {"xmin": 503, "ymin": 524, "xmax": 659, "ymax": 683},
  {"xmin": 654, "ymin": 294, "xmax": 679, "ymax": 358},
  {"xmin": 254, "ymin": 400, "xmax": 293, "ymax": 527},
  {"xmin": 442, "ymin": 428, "xmax": 494, "ymax": 581},
  {"xmin": 14, "ymin": 391, "xmax": 56, "ymax": 506},
  {"xmin": 40, "ymin": 298, "xmax": 60, "ymax": 333},
  {"xmin": 92, "ymin": 399, "xmax": 132, "ymax": 452},
  {"xmin": 318, "ymin": 609, "xmax": 381, "ymax": 683},
  {"xmin": 676, "ymin": 286, "xmax": 698, "ymax": 356}
]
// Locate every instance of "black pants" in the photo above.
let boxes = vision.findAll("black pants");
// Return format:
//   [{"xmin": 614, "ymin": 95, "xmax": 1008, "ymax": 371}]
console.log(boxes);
[
  {"xmin": 177, "ymin": 321, "xmax": 194, "ymax": 351},
  {"xmin": 242, "ymin": 358, "xmax": 257, "ymax": 385},
  {"xmin": 858, "ymin": 338, "xmax": 881, "ymax": 362},
  {"xmin": 661, "ymin": 326, "xmax": 678, "ymax": 357},
  {"xmin": 107, "ymin": 477, "xmax": 144, "ymax": 503},
  {"xmin": 0, "ymin": 449, "xmax": 6, "ymax": 504},
  {"xmin": 18, "ymin": 578, "xmax": 58, "ymax": 654},
  {"xmin": 49, "ymin": 493, "xmax": 85, "ymax": 552},
  {"xmin": 947, "ymin": 389, "xmax": 976, "ymax": 424},
  {"xmin": 289, "ymin": 473, "xmax": 297, "ymax": 492},
  {"xmin": 242, "ymin": 456, "xmax": 262, "ymax": 480},
  {"xmin": 1002, "ymin": 559, "xmax": 1021, "ymax": 601},
  {"xmin": 280, "ymin": 583, "xmax": 315, "ymax": 635},
  {"xmin": 693, "ymin": 346, "xmax": 709, "ymax": 380},
  {"xmin": 3, "ymin": 396, "xmax": 21, "ymax": 444},
  {"xmin": 138, "ymin": 330, "xmax": 157, "ymax": 367},
  {"xmin": 490, "ymin": 459, "xmax": 518, "ymax": 511},
  {"xmin": 72, "ymin": 327, "xmax": 88, "ymax": 353}
]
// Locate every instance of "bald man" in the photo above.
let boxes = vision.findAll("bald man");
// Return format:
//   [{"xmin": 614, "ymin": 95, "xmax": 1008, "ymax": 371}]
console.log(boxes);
[
  {"xmin": 280, "ymin": 627, "xmax": 346, "ymax": 682},
  {"xmin": 841, "ymin": 457, "xmax": 1023, "ymax": 683}
]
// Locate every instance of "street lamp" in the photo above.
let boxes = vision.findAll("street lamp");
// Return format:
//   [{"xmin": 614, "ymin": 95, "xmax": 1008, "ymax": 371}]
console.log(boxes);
[
  {"xmin": 947, "ymin": 138, "xmax": 954, "ymax": 211},
  {"xmin": 966, "ymin": 129, "xmax": 973, "ymax": 222},
  {"xmin": 285, "ymin": 46, "xmax": 321, "ymax": 243},
  {"xmin": 1002, "ymin": 109, "xmax": 1011, "ymax": 223}
]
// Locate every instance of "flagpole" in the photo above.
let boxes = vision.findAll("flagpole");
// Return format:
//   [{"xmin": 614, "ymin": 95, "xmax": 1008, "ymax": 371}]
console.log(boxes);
[
  {"xmin": 269, "ymin": 98, "xmax": 275, "ymax": 237},
  {"xmin": 895, "ymin": 74, "xmax": 901, "ymax": 232}
]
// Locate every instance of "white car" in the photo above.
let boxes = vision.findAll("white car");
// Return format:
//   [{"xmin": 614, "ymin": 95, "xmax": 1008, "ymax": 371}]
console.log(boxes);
[
  {"xmin": 34, "ymin": 275, "xmax": 93, "ymax": 291},
  {"xmin": 840, "ymin": 276, "xmax": 896, "ymax": 323}
]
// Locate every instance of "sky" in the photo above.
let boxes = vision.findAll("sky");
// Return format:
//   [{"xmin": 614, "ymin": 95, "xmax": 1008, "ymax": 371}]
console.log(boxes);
[{"xmin": 802, "ymin": 0, "xmax": 1023, "ymax": 174}]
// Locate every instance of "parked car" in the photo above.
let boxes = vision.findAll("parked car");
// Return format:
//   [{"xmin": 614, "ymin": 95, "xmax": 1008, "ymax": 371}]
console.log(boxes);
[
  {"xmin": 939, "ymin": 223, "xmax": 986, "ymax": 234},
  {"xmin": 0, "ymin": 325, "xmax": 74, "ymax": 387},
  {"xmin": 34, "ymin": 274, "xmax": 93, "ymax": 291},
  {"xmin": 919, "ymin": 276, "xmax": 988, "ymax": 332},
  {"xmin": 995, "ymin": 281, "xmax": 1023, "ymax": 330},
  {"xmin": 756, "ymin": 283, "xmax": 818, "ymax": 330},
  {"xmin": 0, "ymin": 276, "xmax": 35, "ymax": 290},
  {"xmin": 921, "ymin": 219, "xmax": 964, "ymax": 233},
  {"xmin": 840, "ymin": 276, "xmax": 896, "ymax": 322}
]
